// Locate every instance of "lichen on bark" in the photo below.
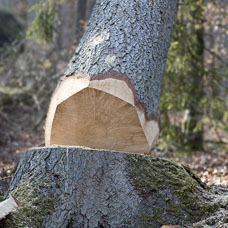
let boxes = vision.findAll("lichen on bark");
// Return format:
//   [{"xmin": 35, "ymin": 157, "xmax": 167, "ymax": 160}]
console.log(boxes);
[{"xmin": 5, "ymin": 178, "xmax": 54, "ymax": 228}]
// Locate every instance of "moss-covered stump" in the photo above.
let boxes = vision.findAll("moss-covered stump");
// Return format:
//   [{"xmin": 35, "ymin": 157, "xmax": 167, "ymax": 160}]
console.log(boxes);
[{"xmin": 2, "ymin": 147, "xmax": 228, "ymax": 228}]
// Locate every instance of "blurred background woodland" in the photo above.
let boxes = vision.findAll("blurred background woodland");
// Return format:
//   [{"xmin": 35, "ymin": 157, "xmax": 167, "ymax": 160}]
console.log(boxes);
[{"xmin": 0, "ymin": 0, "xmax": 227, "ymax": 186}]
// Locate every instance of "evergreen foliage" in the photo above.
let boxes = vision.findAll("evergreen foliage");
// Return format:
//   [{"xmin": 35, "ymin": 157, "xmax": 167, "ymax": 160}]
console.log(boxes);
[
  {"xmin": 160, "ymin": 0, "xmax": 228, "ymax": 152},
  {"xmin": 26, "ymin": 0, "xmax": 58, "ymax": 43}
]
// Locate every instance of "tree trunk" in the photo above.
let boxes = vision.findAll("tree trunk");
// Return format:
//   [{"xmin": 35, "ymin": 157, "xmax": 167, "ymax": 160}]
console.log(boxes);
[
  {"xmin": 57, "ymin": 0, "xmax": 79, "ymax": 52},
  {"xmin": 56, "ymin": 0, "xmax": 96, "ymax": 55},
  {"xmin": 204, "ymin": 0, "xmax": 228, "ymax": 109},
  {"xmin": 183, "ymin": 5, "xmax": 204, "ymax": 151},
  {"xmin": 45, "ymin": 0, "xmax": 179, "ymax": 154},
  {"xmin": 1, "ymin": 147, "xmax": 228, "ymax": 228}
]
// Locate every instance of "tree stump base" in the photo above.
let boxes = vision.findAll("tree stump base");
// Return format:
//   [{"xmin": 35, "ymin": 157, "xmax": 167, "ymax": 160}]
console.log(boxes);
[{"xmin": 2, "ymin": 147, "xmax": 228, "ymax": 228}]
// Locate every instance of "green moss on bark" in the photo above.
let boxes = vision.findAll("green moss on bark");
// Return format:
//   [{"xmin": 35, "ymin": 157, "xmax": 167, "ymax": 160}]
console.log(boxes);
[
  {"xmin": 5, "ymin": 178, "xmax": 54, "ymax": 228},
  {"xmin": 127, "ymin": 155, "xmax": 221, "ymax": 226},
  {"xmin": 138, "ymin": 209, "xmax": 167, "ymax": 228}
]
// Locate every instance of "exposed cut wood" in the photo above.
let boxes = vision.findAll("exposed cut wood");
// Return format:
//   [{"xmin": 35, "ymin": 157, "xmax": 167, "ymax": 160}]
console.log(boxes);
[
  {"xmin": 44, "ymin": 0, "xmax": 179, "ymax": 154},
  {"xmin": 45, "ymin": 74, "xmax": 159, "ymax": 154},
  {"xmin": 0, "ymin": 195, "xmax": 18, "ymax": 220}
]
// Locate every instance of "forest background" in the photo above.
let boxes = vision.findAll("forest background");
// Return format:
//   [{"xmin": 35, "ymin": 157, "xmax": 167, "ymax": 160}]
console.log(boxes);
[{"xmin": 0, "ymin": 0, "xmax": 227, "ymax": 188}]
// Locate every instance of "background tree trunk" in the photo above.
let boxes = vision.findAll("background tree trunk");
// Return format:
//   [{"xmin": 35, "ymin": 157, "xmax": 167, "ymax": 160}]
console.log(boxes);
[
  {"xmin": 57, "ymin": 0, "xmax": 79, "ymax": 52},
  {"xmin": 56, "ymin": 0, "xmax": 96, "ymax": 56},
  {"xmin": 2, "ymin": 147, "xmax": 228, "ymax": 228},
  {"xmin": 204, "ymin": 0, "xmax": 228, "ymax": 108}
]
